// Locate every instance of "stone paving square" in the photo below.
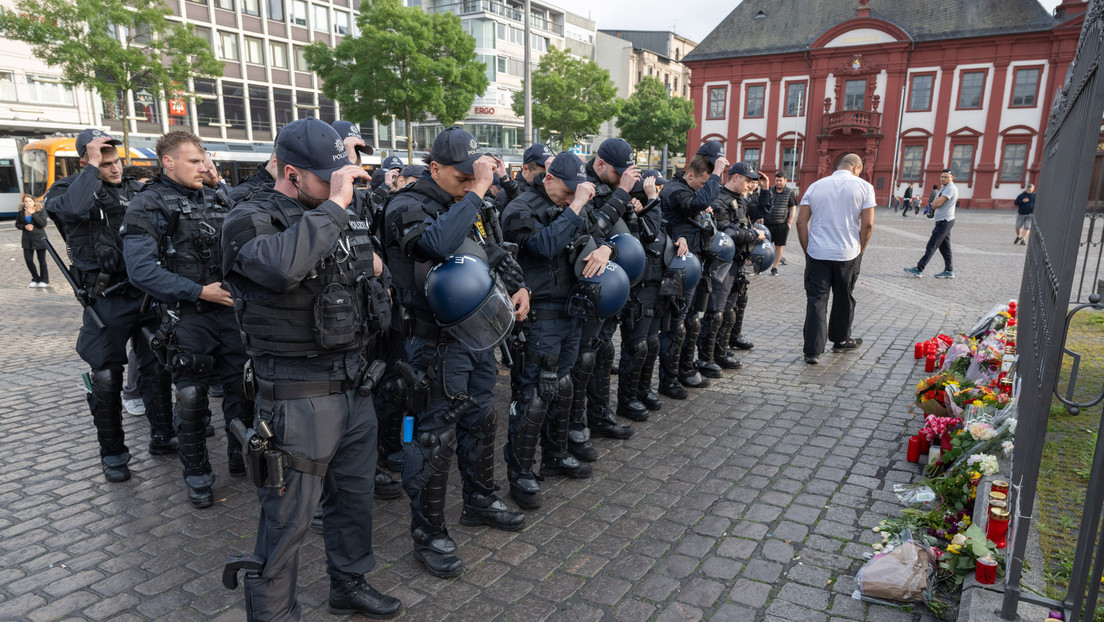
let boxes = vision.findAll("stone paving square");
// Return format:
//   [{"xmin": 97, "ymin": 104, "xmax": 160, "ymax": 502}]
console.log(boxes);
[{"xmin": 0, "ymin": 208, "xmax": 1028, "ymax": 620}]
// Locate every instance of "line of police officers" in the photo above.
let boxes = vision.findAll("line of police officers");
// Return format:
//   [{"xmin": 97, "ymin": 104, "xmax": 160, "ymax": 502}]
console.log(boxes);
[{"xmin": 46, "ymin": 120, "xmax": 771, "ymax": 621}]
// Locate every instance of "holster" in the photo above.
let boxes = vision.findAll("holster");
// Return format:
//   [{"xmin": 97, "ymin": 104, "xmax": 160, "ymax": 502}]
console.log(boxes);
[{"xmin": 230, "ymin": 418, "xmax": 267, "ymax": 489}]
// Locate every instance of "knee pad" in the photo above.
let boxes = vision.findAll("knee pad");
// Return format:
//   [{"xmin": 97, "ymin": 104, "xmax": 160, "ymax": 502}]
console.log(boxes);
[
  {"xmin": 675, "ymin": 322, "xmax": 686, "ymax": 342},
  {"xmin": 476, "ymin": 406, "xmax": 499, "ymax": 438},
  {"xmin": 175, "ymin": 385, "xmax": 209, "ymax": 414},
  {"xmin": 628, "ymin": 338, "xmax": 648, "ymax": 358},
  {"xmin": 684, "ymin": 313, "xmax": 701, "ymax": 334},
  {"xmin": 91, "ymin": 368, "xmax": 124, "ymax": 393},
  {"xmin": 557, "ymin": 374, "xmax": 574, "ymax": 402},
  {"xmin": 418, "ymin": 427, "xmax": 457, "ymax": 476},
  {"xmin": 596, "ymin": 340, "xmax": 615, "ymax": 367},
  {"xmin": 646, "ymin": 333, "xmax": 660, "ymax": 353},
  {"xmin": 574, "ymin": 348, "xmax": 597, "ymax": 377}
]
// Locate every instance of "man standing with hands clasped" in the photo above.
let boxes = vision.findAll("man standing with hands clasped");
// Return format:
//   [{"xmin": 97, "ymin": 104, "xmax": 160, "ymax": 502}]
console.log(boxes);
[{"xmin": 795, "ymin": 153, "xmax": 875, "ymax": 365}]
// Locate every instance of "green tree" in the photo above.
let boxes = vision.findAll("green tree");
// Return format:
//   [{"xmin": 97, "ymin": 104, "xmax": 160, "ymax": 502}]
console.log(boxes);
[
  {"xmin": 513, "ymin": 46, "xmax": 619, "ymax": 150},
  {"xmin": 306, "ymin": 0, "xmax": 488, "ymax": 162},
  {"xmin": 0, "ymin": 0, "xmax": 222, "ymax": 161},
  {"xmin": 616, "ymin": 76, "xmax": 696, "ymax": 164}
]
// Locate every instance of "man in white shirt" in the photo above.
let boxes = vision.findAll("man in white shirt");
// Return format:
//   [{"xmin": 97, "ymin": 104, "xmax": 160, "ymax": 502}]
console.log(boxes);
[
  {"xmin": 794, "ymin": 153, "xmax": 876, "ymax": 365},
  {"xmin": 904, "ymin": 169, "xmax": 958, "ymax": 279}
]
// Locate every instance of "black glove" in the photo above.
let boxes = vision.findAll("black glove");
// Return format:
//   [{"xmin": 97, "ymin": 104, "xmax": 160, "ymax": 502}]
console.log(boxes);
[
  {"xmin": 538, "ymin": 368, "xmax": 558, "ymax": 403},
  {"xmin": 488, "ymin": 244, "xmax": 525, "ymax": 293}
]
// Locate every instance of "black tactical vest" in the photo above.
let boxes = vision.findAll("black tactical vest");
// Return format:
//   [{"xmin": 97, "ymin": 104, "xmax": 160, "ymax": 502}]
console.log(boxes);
[
  {"xmin": 236, "ymin": 194, "xmax": 385, "ymax": 358},
  {"xmin": 509, "ymin": 194, "xmax": 577, "ymax": 304},
  {"xmin": 57, "ymin": 179, "xmax": 143, "ymax": 275},
  {"xmin": 136, "ymin": 181, "xmax": 229, "ymax": 286}
]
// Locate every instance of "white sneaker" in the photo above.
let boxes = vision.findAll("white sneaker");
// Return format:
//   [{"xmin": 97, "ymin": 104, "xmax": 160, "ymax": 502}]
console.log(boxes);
[
  {"xmin": 122, "ymin": 398, "xmax": 146, "ymax": 416},
  {"xmin": 37, "ymin": 281, "xmax": 49, "ymax": 288},
  {"xmin": 28, "ymin": 281, "xmax": 38, "ymax": 288}
]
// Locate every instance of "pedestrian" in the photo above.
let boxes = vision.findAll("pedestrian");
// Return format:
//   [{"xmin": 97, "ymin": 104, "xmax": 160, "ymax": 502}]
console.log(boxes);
[
  {"xmin": 44, "ymin": 128, "xmax": 176, "ymax": 483},
  {"xmin": 500, "ymin": 151, "xmax": 600, "ymax": 509},
  {"xmin": 17, "ymin": 195, "xmax": 49, "ymax": 287},
  {"xmin": 382, "ymin": 126, "xmax": 529, "ymax": 578},
  {"xmin": 795, "ymin": 153, "xmax": 875, "ymax": 365},
  {"xmin": 905, "ymin": 169, "xmax": 958, "ymax": 279},
  {"xmin": 901, "ymin": 183, "xmax": 914, "ymax": 218},
  {"xmin": 763, "ymin": 171, "xmax": 798, "ymax": 275},
  {"xmin": 1014, "ymin": 183, "xmax": 1036, "ymax": 245},
  {"xmin": 221, "ymin": 117, "xmax": 401, "ymax": 619},
  {"xmin": 924, "ymin": 183, "xmax": 939, "ymax": 217}
]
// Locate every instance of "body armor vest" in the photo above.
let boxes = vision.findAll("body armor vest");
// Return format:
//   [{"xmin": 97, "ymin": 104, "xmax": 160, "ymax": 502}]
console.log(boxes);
[
  {"xmin": 139, "ymin": 182, "xmax": 229, "ymax": 286},
  {"xmin": 237, "ymin": 193, "xmax": 385, "ymax": 358},
  {"xmin": 516, "ymin": 200, "xmax": 577, "ymax": 304},
  {"xmin": 58, "ymin": 179, "xmax": 142, "ymax": 275},
  {"xmin": 764, "ymin": 186, "xmax": 795, "ymax": 225}
]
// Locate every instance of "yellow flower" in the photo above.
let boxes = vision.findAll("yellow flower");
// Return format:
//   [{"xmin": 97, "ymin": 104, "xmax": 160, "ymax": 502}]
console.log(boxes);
[
  {"xmin": 962, "ymin": 516, "xmax": 972, "ymax": 526},
  {"xmin": 946, "ymin": 544, "xmax": 963, "ymax": 555}
]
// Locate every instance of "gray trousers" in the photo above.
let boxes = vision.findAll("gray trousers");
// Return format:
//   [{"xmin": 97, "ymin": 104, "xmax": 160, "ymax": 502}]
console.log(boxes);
[{"xmin": 244, "ymin": 385, "xmax": 378, "ymax": 622}]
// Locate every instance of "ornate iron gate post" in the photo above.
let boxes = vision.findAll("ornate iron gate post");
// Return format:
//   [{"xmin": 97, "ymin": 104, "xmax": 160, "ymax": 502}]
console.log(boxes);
[{"xmin": 1002, "ymin": 2, "xmax": 1104, "ymax": 618}]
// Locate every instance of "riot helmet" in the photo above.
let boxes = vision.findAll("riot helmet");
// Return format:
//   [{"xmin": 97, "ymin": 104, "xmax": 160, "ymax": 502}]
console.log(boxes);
[
  {"xmin": 607, "ymin": 232, "xmax": 646, "ymax": 286},
  {"xmin": 425, "ymin": 254, "xmax": 515, "ymax": 351},
  {"xmin": 706, "ymin": 230, "xmax": 736, "ymax": 263},
  {"xmin": 753, "ymin": 223, "xmax": 772, "ymax": 242},
  {"xmin": 748, "ymin": 238, "xmax": 776, "ymax": 275},
  {"xmin": 665, "ymin": 252, "xmax": 703, "ymax": 294},
  {"xmin": 567, "ymin": 262, "xmax": 631, "ymax": 320}
]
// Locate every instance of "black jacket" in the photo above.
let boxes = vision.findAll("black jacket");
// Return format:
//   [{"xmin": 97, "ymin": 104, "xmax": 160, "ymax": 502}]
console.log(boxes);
[{"xmin": 16, "ymin": 207, "xmax": 48, "ymax": 250}]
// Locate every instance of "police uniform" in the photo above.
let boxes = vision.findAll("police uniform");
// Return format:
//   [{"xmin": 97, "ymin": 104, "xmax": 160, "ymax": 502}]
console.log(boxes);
[
  {"xmin": 711, "ymin": 165, "xmax": 763, "ymax": 360},
  {"xmin": 122, "ymin": 167, "xmax": 253, "ymax": 508},
  {"xmin": 220, "ymin": 118, "xmax": 400, "ymax": 620},
  {"xmin": 500, "ymin": 152, "xmax": 592, "ymax": 509},
  {"xmin": 382, "ymin": 127, "xmax": 526, "ymax": 579},
  {"xmin": 44, "ymin": 128, "xmax": 174, "ymax": 482},
  {"xmin": 658, "ymin": 163, "xmax": 723, "ymax": 395},
  {"xmin": 228, "ymin": 161, "xmax": 275, "ymax": 204}
]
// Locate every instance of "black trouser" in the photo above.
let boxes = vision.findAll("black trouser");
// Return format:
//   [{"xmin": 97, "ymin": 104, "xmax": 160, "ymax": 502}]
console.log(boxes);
[
  {"xmin": 23, "ymin": 248, "xmax": 47, "ymax": 282},
  {"xmin": 245, "ymin": 357, "xmax": 378, "ymax": 622},
  {"xmin": 916, "ymin": 219, "xmax": 955, "ymax": 273},
  {"xmin": 170, "ymin": 307, "xmax": 253, "ymax": 477},
  {"xmin": 76, "ymin": 290, "xmax": 173, "ymax": 459},
  {"xmin": 802, "ymin": 254, "xmax": 862, "ymax": 357}
]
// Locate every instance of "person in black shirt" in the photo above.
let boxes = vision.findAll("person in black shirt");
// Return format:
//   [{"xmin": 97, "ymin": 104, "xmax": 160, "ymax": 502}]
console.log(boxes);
[{"xmin": 1014, "ymin": 183, "xmax": 1036, "ymax": 245}]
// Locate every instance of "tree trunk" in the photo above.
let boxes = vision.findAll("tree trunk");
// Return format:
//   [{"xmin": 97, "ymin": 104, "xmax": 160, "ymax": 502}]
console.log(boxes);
[
  {"xmin": 122, "ymin": 87, "xmax": 132, "ymax": 166},
  {"xmin": 405, "ymin": 115, "xmax": 413, "ymax": 163}
]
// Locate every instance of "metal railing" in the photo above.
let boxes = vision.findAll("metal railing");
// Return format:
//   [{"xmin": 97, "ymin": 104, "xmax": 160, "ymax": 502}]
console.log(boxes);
[
  {"xmin": 822, "ymin": 109, "xmax": 882, "ymax": 134},
  {"xmin": 1002, "ymin": 1, "xmax": 1104, "ymax": 619}
]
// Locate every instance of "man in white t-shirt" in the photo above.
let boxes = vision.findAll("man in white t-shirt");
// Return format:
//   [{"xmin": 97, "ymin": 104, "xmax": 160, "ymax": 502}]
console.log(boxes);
[
  {"xmin": 795, "ymin": 153, "xmax": 876, "ymax": 365},
  {"xmin": 905, "ymin": 169, "xmax": 958, "ymax": 279}
]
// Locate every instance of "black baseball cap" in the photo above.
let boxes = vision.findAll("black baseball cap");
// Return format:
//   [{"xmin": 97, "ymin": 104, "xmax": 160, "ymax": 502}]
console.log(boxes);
[
  {"xmin": 596, "ymin": 138, "xmax": 634, "ymax": 175},
  {"xmin": 381, "ymin": 155, "xmax": 404, "ymax": 170},
  {"xmin": 523, "ymin": 143, "xmax": 554, "ymax": 166},
  {"xmin": 547, "ymin": 151, "xmax": 587, "ymax": 190},
  {"xmin": 631, "ymin": 169, "xmax": 669, "ymax": 193},
  {"xmin": 728, "ymin": 162, "xmax": 762, "ymax": 180},
  {"xmin": 76, "ymin": 128, "xmax": 122, "ymax": 158},
  {"xmin": 370, "ymin": 168, "xmax": 386, "ymax": 190},
  {"xmin": 696, "ymin": 140, "xmax": 725, "ymax": 165},
  {"xmin": 274, "ymin": 117, "xmax": 350, "ymax": 181},
  {"xmin": 431, "ymin": 126, "xmax": 483, "ymax": 175},
  {"xmin": 400, "ymin": 164, "xmax": 426, "ymax": 178},
  {"xmin": 332, "ymin": 120, "xmax": 374, "ymax": 155}
]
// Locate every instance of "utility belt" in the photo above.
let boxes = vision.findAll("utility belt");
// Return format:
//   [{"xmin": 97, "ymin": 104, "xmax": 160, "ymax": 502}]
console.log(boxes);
[
  {"xmin": 531, "ymin": 307, "xmax": 569, "ymax": 321},
  {"xmin": 175, "ymin": 299, "xmax": 223, "ymax": 315},
  {"xmin": 244, "ymin": 357, "xmax": 386, "ymax": 402},
  {"xmin": 77, "ymin": 269, "xmax": 135, "ymax": 298}
]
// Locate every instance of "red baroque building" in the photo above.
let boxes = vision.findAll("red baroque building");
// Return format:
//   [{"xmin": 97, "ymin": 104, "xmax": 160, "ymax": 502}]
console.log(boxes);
[{"xmin": 681, "ymin": 0, "xmax": 1086, "ymax": 208}]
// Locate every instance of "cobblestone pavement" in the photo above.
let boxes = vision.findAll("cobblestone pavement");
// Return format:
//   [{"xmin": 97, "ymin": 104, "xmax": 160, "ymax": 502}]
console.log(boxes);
[{"xmin": 0, "ymin": 207, "xmax": 1029, "ymax": 621}]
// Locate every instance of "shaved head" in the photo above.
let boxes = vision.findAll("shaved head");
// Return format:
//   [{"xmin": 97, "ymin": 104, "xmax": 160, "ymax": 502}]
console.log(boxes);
[{"xmin": 838, "ymin": 153, "xmax": 862, "ymax": 170}]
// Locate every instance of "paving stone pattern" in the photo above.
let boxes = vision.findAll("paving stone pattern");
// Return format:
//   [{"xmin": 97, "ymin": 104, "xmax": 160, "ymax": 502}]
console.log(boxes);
[{"xmin": 0, "ymin": 209, "xmax": 1029, "ymax": 620}]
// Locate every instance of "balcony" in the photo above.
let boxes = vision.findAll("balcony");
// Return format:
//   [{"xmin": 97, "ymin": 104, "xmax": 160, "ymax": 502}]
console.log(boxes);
[
  {"xmin": 428, "ymin": 1, "xmax": 564, "ymax": 35},
  {"xmin": 823, "ymin": 109, "xmax": 882, "ymax": 135}
]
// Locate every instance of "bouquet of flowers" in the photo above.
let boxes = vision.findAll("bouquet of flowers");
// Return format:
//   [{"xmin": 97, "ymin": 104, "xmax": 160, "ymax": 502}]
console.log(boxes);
[{"xmin": 916, "ymin": 372, "xmax": 969, "ymax": 417}]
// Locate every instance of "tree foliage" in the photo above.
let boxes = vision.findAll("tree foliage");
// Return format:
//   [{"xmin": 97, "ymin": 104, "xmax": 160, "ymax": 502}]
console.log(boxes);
[
  {"xmin": 513, "ymin": 46, "xmax": 619, "ymax": 150},
  {"xmin": 306, "ymin": 0, "xmax": 488, "ymax": 162},
  {"xmin": 0, "ymin": 0, "xmax": 222, "ymax": 158},
  {"xmin": 616, "ymin": 76, "xmax": 695, "ymax": 157}
]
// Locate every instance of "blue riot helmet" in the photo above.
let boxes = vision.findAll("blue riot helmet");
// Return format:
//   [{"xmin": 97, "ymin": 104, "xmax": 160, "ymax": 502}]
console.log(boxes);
[
  {"xmin": 607, "ymin": 232, "xmax": 646, "ymax": 286},
  {"xmin": 425, "ymin": 254, "xmax": 515, "ymax": 351},
  {"xmin": 707, "ymin": 230, "xmax": 736, "ymax": 263},
  {"xmin": 748, "ymin": 238, "xmax": 776, "ymax": 275},
  {"xmin": 567, "ymin": 262, "xmax": 631, "ymax": 320},
  {"xmin": 753, "ymin": 223, "xmax": 772, "ymax": 242},
  {"xmin": 665, "ymin": 252, "xmax": 702, "ymax": 294}
]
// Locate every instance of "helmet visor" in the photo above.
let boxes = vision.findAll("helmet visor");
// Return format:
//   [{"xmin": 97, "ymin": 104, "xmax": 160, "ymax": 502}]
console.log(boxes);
[
  {"xmin": 447, "ymin": 282, "xmax": 516, "ymax": 351},
  {"xmin": 709, "ymin": 260, "xmax": 732, "ymax": 282}
]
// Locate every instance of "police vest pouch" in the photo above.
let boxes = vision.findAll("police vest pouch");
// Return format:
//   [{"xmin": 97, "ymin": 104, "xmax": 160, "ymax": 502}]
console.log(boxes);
[
  {"xmin": 314, "ymin": 283, "xmax": 360, "ymax": 349},
  {"xmin": 172, "ymin": 352, "xmax": 214, "ymax": 374},
  {"xmin": 358, "ymin": 275, "xmax": 392, "ymax": 335}
]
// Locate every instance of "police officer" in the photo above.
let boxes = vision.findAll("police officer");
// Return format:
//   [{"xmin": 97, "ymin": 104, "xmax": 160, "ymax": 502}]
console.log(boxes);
[
  {"xmin": 518, "ymin": 143, "xmax": 554, "ymax": 190},
  {"xmin": 707, "ymin": 162, "xmax": 764, "ymax": 369},
  {"xmin": 120, "ymin": 131, "xmax": 252, "ymax": 508},
  {"xmin": 45, "ymin": 128, "xmax": 175, "ymax": 482},
  {"xmin": 658, "ymin": 141, "xmax": 728, "ymax": 398},
  {"xmin": 229, "ymin": 153, "xmax": 277, "ymax": 204},
  {"xmin": 500, "ymin": 151, "xmax": 602, "ymax": 509},
  {"xmin": 221, "ymin": 117, "xmax": 400, "ymax": 619},
  {"xmin": 618, "ymin": 170, "xmax": 667, "ymax": 418},
  {"xmin": 383, "ymin": 126, "xmax": 530, "ymax": 578}
]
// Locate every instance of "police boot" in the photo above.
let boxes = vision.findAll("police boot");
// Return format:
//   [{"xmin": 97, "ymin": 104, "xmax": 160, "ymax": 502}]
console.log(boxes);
[
  {"xmin": 729, "ymin": 305, "xmax": 754, "ymax": 350},
  {"xmin": 568, "ymin": 352, "xmax": 601, "ymax": 458},
  {"xmin": 639, "ymin": 336, "xmax": 663, "ymax": 411},
  {"xmin": 679, "ymin": 315, "xmax": 710, "ymax": 389},
  {"xmin": 460, "ymin": 491, "xmax": 526, "ymax": 531},
  {"xmin": 695, "ymin": 312, "xmax": 724, "ymax": 379},
  {"xmin": 185, "ymin": 472, "xmax": 215, "ymax": 509},
  {"xmin": 412, "ymin": 527, "xmax": 463, "ymax": 579},
  {"xmin": 658, "ymin": 332, "xmax": 688, "ymax": 400},
  {"xmin": 176, "ymin": 386, "xmax": 215, "ymax": 508},
  {"xmin": 328, "ymin": 575, "xmax": 402, "ymax": 619},
  {"xmin": 375, "ymin": 468, "xmax": 402, "ymax": 500},
  {"xmin": 731, "ymin": 334, "xmax": 755, "ymax": 350},
  {"xmin": 715, "ymin": 310, "xmax": 744, "ymax": 369},
  {"xmin": 588, "ymin": 345, "xmax": 635, "ymax": 438},
  {"xmin": 616, "ymin": 339, "xmax": 649, "ymax": 422},
  {"xmin": 505, "ymin": 398, "xmax": 545, "ymax": 508},
  {"xmin": 139, "ymin": 363, "xmax": 177, "ymax": 455},
  {"xmin": 89, "ymin": 368, "xmax": 131, "ymax": 481},
  {"xmin": 543, "ymin": 400, "xmax": 593, "ymax": 479}
]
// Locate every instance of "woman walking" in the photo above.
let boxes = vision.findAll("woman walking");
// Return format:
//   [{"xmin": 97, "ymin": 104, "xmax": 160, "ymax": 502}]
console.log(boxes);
[{"xmin": 17, "ymin": 195, "xmax": 49, "ymax": 287}]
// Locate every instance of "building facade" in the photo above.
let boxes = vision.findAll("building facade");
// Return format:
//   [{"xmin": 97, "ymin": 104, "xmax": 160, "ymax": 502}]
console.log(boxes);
[
  {"xmin": 682, "ymin": 0, "xmax": 1086, "ymax": 208},
  {"xmin": 415, "ymin": 0, "xmax": 597, "ymax": 161}
]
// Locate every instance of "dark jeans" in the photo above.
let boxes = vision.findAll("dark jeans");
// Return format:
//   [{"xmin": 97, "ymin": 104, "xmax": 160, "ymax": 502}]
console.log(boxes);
[
  {"xmin": 23, "ymin": 248, "xmax": 47, "ymax": 282},
  {"xmin": 917, "ymin": 219, "xmax": 955, "ymax": 272},
  {"xmin": 803, "ymin": 254, "xmax": 862, "ymax": 357}
]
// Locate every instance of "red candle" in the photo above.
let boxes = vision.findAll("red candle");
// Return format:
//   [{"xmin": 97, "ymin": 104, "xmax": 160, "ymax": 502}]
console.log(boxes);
[
  {"xmin": 976, "ymin": 555, "xmax": 997, "ymax": 584},
  {"xmin": 926, "ymin": 355, "xmax": 936, "ymax": 372},
  {"xmin": 987, "ymin": 508, "xmax": 1011, "ymax": 549},
  {"xmin": 914, "ymin": 342, "xmax": 923, "ymax": 359},
  {"xmin": 925, "ymin": 340, "xmax": 936, "ymax": 356},
  {"xmin": 918, "ymin": 435, "xmax": 930, "ymax": 453},
  {"xmin": 907, "ymin": 436, "xmax": 921, "ymax": 462},
  {"xmin": 939, "ymin": 354, "xmax": 945, "ymax": 367}
]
